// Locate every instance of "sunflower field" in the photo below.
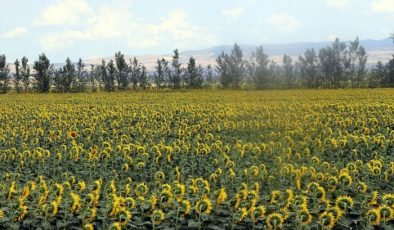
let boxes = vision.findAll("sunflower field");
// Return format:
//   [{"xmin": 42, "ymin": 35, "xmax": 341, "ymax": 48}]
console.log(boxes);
[{"xmin": 0, "ymin": 89, "xmax": 393, "ymax": 229}]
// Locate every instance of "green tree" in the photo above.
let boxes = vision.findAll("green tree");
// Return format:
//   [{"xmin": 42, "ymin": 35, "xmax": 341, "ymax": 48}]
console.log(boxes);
[
  {"xmin": 185, "ymin": 56, "xmax": 203, "ymax": 88},
  {"xmin": 0, "ymin": 54, "xmax": 10, "ymax": 93},
  {"xmin": 139, "ymin": 66, "xmax": 148, "ymax": 90},
  {"xmin": 205, "ymin": 64, "xmax": 214, "ymax": 87},
  {"xmin": 21, "ymin": 56, "xmax": 30, "ymax": 92},
  {"xmin": 319, "ymin": 38, "xmax": 347, "ymax": 88},
  {"xmin": 129, "ymin": 57, "xmax": 141, "ymax": 89},
  {"xmin": 115, "ymin": 52, "xmax": 128, "ymax": 90},
  {"xmin": 216, "ymin": 52, "xmax": 231, "ymax": 88},
  {"xmin": 282, "ymin": 55, "xmax": 294, "ymax": 88},
  {"xmin": 169, "ymin": 49, "xmax": 182, "ymax": 89},
  {"xmin": 33, "ymin": 53, "xmax": 51, "ymax": 93},
  {"xmin": 14, "ymin": 59, "xmax": 22, "ymax": 93},
  {"xmin": 248, "ymin": 46, "xmax": 270, "ymax": 89},
  {"xmin": 74, "ymin": 58, "xmax": 86, "ymax": 92},
  {"xmin": 368, "ymin": 61, "xmax": 386, "ymax": 88},
  {"xmin": 216, "ymin": 43, "xmax": 245, "ymax": 89},
  {"xmin": 299, "ymin": 49, "xmax": 320, "ymax": 88},
  {"xmin": 65, "ymin": 57, "xmax": 76, "ymax": 92},
  {"xmin": 154, "ymin": 58, "xmax": 165, "ymax": 89},
  {"xmin": 100, "ymin": 60, "xmax": 115, "ymax": 92}
]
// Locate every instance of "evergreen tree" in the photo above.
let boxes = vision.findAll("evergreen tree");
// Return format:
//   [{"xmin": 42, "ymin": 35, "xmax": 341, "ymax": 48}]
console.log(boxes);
[
  {"xmin": 185, "ymin": 56, "xmax": 203, "ymax": 88},
  {"xmin": 299, "ymin": 49, "xmax": 320, "ymax": 88},
  {"xmin": 282, "ymin": 55, "xmax": 294, "ymax": 88},
  {"xmin": 21, "ymin": 56, "xmax": 30, "ymax": 92},
  {"xmin": 170, "ymin": 49, "xmax": 182, "ymax": 89},
  {"xmin": 129, "ymin": 57, "xmax": 141, "ymax": 89},
  {"xmin": 0, "ymin": 54, "xmax": 10, "ymax": 94},
  {"xmin": 14, "ymin": 59, "xmax": 22, "ymax": 93},
  {"xmin": 33, "ymin": 53, "xmax": 51, "ymax": 93},
  {"xmin": 154, "ymin": 59, "xmax": 165, "ymax": 89},
  {"xmin": 115, "ymin": 52, "xmax": 128, "ymax": 90},
  {"xmin": 249, "ymin": 46, "xmax": 270, "ymax": 89}
]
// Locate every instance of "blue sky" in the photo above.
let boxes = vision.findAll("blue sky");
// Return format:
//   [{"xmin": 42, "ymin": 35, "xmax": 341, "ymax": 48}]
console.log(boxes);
[{"xmin": 1, "ymin": 0, "xmax": 393, "ymax": 62}]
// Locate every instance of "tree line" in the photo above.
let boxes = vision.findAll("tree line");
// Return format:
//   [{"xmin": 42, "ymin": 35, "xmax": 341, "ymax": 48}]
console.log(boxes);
[{"xmin": 0, "ymin": 36, "xmax": 393, "ymax": 93}]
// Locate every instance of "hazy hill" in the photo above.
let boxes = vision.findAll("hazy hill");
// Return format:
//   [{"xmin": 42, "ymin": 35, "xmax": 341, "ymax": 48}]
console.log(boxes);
[{"xmin": 83, "ymin": 38, "xmax": 393, "ymax": 71}]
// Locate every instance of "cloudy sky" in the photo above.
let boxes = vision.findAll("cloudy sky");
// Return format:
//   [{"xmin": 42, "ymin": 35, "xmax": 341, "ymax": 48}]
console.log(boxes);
[{"xmin": 0, "ymin": 0, "xmax": 393, "ymax": 62}]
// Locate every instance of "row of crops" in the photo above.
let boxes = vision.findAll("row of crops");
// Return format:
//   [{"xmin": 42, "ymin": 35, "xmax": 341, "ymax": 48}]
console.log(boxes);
[{"xmin": 0, "ymin": 89, "xmax": 393, "ymax": 229}]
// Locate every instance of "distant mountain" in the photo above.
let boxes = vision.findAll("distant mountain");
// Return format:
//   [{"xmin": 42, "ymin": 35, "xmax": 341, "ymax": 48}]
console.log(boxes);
[
  {"xmin": 84, "ymin": 38, "xmax": 393, "ymax": 71},
  {"xmin": 7, "ymin": 38, "xmax": 394, "ymax": 73}
]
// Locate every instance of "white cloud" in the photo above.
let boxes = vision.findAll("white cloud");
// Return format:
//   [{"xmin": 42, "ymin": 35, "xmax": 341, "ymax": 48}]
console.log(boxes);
[
  {"xmin": 2, "ymin": 27, "xmax": 27, "ymax": 38},
  {"xmin": 37, "ymin": 1, "xmax": 217, "ymax": 51},
  {"xmin": 34, "ymin": 0, "xmax": 93, "ymax": 26},
  {"xmin": 221, "ymin": 7, "xmax": 245, "ymax": 21},
  {"xmin": 325, "ymin": 0, "xmax": 350, "ymax": 9},
  {"xmin": 266, "ymin": 13, "xmax": 301, "ymax": 33},
  {"xmin": 371, "ymin": 0, "xmax": 394, "ymax": 13}
]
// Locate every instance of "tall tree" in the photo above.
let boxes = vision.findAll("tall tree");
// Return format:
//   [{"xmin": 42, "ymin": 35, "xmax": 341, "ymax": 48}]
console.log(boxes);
[
  {"xmin": 205, "ymin": 64, "xmax": 214, "ymax": 87},
  {"xmin": 154, "ymin": 59, "xmax": 165, "ymax": 89},
  {"xmin": 0, "ymin": 54, "xmax": 10, "ymax": 94},
  {"xmin": 115, "ymin": 52, "xmax": 128, "ymax": 90},
  {"xmin": 216, "ymin": 43, "xmax": 245, "ymax": 89},
  {"xmin": 185, "ymin": 56, "xmax": 203, "ymax": 88},
  {"xmin": 101, "ymin": 60, "xmax": 115, "ymax": 92},
  {"xmin": 216, "ymin": 52, "xmax": 231, "ymax": 88},
  {"xmin": 282, "ymin": 55, "xmax": 294, "ymax": 88},
  {"xmin": 368, "ymin": 61, "xmax": 386, "ymax": 88},
  {"xmin": 21, "ymin": 56, "xmax": 30, "ymax": 92},
  {"xmin": 64, "ymin": 57, "xmax": 76, "ymax": 92},
  {"xmin": 229, "ymin": 43, "xmax": 245, "ymax": 88},
  {"xmin": 33, "ymin": 53, "xmax": 51, "ymax": 93},
  {"xmin": 319, "ymin": 38, "xmax": 347, "ymax": 88},
  {"xmin": 298, "ymin": 49, "xmax": 320, "ymax": 88},
  {"xmin": 74, "ymin": 58, "xmax": 86, "ymax": 92},
  {"xmin": 169, "ymin": 49, "xmax": 182, "ymax": 89},
  {"xmin": 385, "ymin": 56, "xmax": 394, "ymax": 87},
  {"xmin": 129, "ymin": 57, "xmax": 141, "ymax": 89},
  {"xmin": 89, "ymin": 64, "xmax": 100, "ymax": 92},
  {"xmin": 248, "ymin": 46, "xmax": 270, "ymax": 89},
  {"xmin": 14, "ymin": 59, "xmax": 22, "ymax": 93},
  {"xmin": 139, "ymin": 66, "xmax": 148, "ymax": 90}
]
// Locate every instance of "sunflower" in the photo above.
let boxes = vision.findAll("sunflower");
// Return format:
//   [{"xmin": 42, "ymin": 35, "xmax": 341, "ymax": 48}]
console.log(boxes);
[
  {"xmin": 319, "ymin": 211, "xmax": 335, "ymax": 229},
  {"xmin": 70, "ymin": 192, "xmax": 82, "ymax": 213},
  {"xmin": 16, "ymin": 204, "xmax": 28, "ymax": 221},
  {"xmin": 335, "ymin": 195, "xmax": 354, "ymax": 212},
  {"xmin": 338, "ymin": 173, "xmax": 352, "ymax": 186},
  {"xmin": 119, "ymin": 208, "xmax": 132, "ymax": 226},
  {"xmin": 0, "ymin": 209, "xmax": 4, "ymax": 220},
  {"xmin": 195, "ymin": 197, "xmax": 213, "ymax": 215},
  {"xmin": 135, "ymin": 183, "xmax": 149, "ymax": 197},
  {"xmin": 68, "ymin": 131, "xmax": 77, "ymax": 138},
  {"xmin": 49, "ymin": 201, "xmax": 59, "ymax": 217},
  {"xmin": 179, "ymin": 199, "xmax": 191, "ymax": 216},
  {"xmin": 110, "ymin": 222, "xmax": 122, "ymax": 230},
  {"xmin": 216, "ymin": 188, "xmax": 228, "ymax": 205},
  {"xmin": 382, "ymin": 194, "xmax": 394, "ymax": 208},
  {"xmin": 368, "ymin": 191, "xmax": 379, "ymax": 206},
  {"xmin": 235, "ymin": 207, "xmax": 248, "ymax": 223},
  {"xmin": 84, "ymin": 207, "xmax": 97, "ymax": 222},
  {"xmin": 84, "ymin": 223, "xmax": 94, "ymax": 230},
  {"xmin": 151, "ymin": 209, "xmax": 165, "ymax": 225},
  {"xmin": 379, "ymin": 205, "xmax": 394, "ymax": 222},
  {"xmin": 365, "ymin": 209, "xmax": 381, "ymax": 226},
  {"xmin": 250, "ymin": 205, "xmax": 266, "ymax": 222},
  {"xmin": 297, "ymin": 208, "xmax": 313, "ymax": 226},
  {"xmin": 266, "ymin": 212, "xmax": 284, "ymax": 229},
  {"xmin": 270, "ymin": 190, "xmax": 281, "ymax": 205},
  {"xmin": 154, "ymin": 171, "xmax": 165, "ymax": 181},
  {"xmin": 356, "ymin": 181, "xmax": 368, "ymax": 194}
]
